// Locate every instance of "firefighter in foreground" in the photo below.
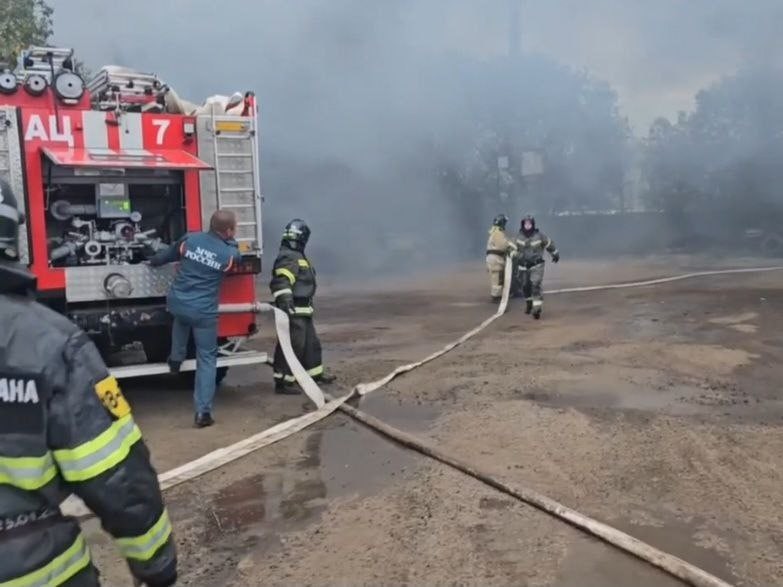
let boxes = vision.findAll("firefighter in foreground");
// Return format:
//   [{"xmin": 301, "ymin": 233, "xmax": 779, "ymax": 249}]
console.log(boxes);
[
  {"xmin": 270, "ymin": 219, "xmax": 336, "ymax": 393},
  {"xmin": 514, "ymin": 215, "xmax": 560, "ymax": 319},
  {"xmin": 0, "ymin": 179, "xmax": 177, "ymax": 587},
  {"xmin": 150, "ymin": 209, "xmax": 242, "ymax": 428},
  {"xmin": 485, "ymin": 213, "xmax": 518, "ymax": 302}
]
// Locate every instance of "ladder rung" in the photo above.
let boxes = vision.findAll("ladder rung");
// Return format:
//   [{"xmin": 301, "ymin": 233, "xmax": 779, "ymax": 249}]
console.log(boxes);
[
  {"xmin": 216, "ymin": 152, "xmax": 252, "ymax": 158},
  {"xmin": 236, "ymin": 237, "xmax": 256, "ymax": 242},
  {"xmin": 220, "ymin": 187, "xmax": 254, "ymax": 193},
  {"xmin": 217, "ymin": 170, "xmax": 251, "ymax": 175},
  {"xmin": 221, "ymin": 204, "xmax": 254, "ymax": 209},
  {"xmin": 236, "ymin": 221, "xmax": 257, "ymax": 226}
]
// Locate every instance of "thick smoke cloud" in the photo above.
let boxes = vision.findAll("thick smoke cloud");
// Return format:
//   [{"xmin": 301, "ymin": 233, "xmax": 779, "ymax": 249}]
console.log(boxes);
[{"xmin": 48, "ymin": 1, "xmax": 783, "ymax": 269}]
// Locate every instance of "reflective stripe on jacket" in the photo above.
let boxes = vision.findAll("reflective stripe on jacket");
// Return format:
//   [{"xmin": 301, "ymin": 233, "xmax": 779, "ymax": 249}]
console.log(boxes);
[{"xmin": 0, "ymin": 265, "xmax": 176, "ymax": 586}]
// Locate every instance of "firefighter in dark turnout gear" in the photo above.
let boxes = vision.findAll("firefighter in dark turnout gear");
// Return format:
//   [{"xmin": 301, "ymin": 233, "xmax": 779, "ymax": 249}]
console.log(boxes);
[
  {"xmin": 514, "ymin": 215, "xmax": 560, "ymax": 319},
  {"xmin": 270, "ymin": 219, "xmax": 336, "ymax": 393},
  {"xmin": 0, "ymin": 179, "xmax": 177, "ymax": 587}
]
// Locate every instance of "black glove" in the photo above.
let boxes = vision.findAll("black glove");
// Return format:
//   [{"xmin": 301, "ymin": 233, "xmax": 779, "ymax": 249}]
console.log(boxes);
[
  {"xmin": 276, "ymin": 295, "xmax": 296, "ymax": 315},
  {"xmin": 552, "ymin": 252, "xmax": 560, "ymax": 263}
]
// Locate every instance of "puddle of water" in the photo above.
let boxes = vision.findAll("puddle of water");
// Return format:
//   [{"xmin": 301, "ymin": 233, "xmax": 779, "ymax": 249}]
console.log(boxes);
[
  {"xmin": 355, "ymin": 393, "xmax": 440, "ymax": 432},
  {"xmin": 554, "ymin": 516, "xmax": 736, "ymax": 587},
  {"xmin": 207, "ymin": 473, "xmax": 267, "ymax": 542},
  {"xmin": 202, "ymin": 402, "xmax": 426, "ymax": 544},
  {"xmin": 621, "ymin": 518, "xmax": 736, "ymax": 584},
  {"xmin": 520, "ymin": 382, "xmax": 708, "ymax": 417}
]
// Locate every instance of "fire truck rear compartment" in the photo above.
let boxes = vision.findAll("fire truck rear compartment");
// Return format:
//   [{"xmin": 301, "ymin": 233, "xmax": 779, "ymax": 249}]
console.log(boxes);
[
  {"xmin": 41, "ymin": 164, "xmax": 188, "ymax": 361},
  {"xmin": 44, "ymin": 163, "xmax": 187, "ymax": 268}
]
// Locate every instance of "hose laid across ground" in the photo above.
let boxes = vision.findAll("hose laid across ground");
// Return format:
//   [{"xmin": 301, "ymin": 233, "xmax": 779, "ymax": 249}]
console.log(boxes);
[
  {"xmin": 65, "ymin": 261, "xmax": 783, "ymax": 516},
  {"xmin": 355, "ymin": 263, "xmax": 783, "ymax": 395},
  {"xmin": 336, "ymin": 399, "xmax": 733, "ymax": 587}
]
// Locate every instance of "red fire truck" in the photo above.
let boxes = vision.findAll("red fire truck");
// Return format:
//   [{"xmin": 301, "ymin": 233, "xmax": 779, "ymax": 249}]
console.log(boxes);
[{"xmin": 0, "ymin": 47, "xmax": 267, "ymax": 378}]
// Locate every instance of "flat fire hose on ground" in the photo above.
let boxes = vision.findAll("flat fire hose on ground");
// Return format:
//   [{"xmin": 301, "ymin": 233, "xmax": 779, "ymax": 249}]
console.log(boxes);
[
  {"xmin": 333, "ymin": 399, "xmax": 732, "ymax": 587},
  {"xmin": 63, "ymin": 261, "xmax": 783, "ymax": 586}
]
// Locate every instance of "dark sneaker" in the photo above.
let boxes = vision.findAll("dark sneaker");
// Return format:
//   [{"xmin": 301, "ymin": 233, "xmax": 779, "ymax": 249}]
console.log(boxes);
[
  {"xmin": 168, "ymin": 358, "xmax": 182, "ymax": 374},
  {"xmin": 195, "ymin": 412, "xmax": 214, "ymax": 428},
  {"xmin": 275, "ymin": 381, "xmax": 301, "ymax": 395},
  {"xmin": 525, "ymin": 300, "xmax": 533, "ymax": 314}
]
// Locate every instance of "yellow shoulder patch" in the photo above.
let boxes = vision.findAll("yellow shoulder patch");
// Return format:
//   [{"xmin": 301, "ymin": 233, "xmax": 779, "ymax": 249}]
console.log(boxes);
[
  {"xmin": 297, "ymin": 259, "xmax": 310, "ymax": 268},
  {"xmin": 94, "ymin": 376, "xmax": 131, "ymax": 419}
]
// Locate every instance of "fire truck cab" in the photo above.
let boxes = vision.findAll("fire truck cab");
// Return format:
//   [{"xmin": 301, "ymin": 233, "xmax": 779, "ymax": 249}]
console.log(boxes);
[{"xmin": 0, "ymin": 47, "xmax": 266, "ymax": 378}]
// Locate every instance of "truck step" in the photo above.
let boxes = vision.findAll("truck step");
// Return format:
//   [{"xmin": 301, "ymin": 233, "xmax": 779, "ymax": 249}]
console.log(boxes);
[{"xmin": 110, "ymin": 351, "xmax": 269, "ymax": 379}]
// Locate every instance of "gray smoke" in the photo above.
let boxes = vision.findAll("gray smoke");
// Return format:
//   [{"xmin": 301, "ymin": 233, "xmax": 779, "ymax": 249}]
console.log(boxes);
[{"xmin": 48, "ymin": 1, "xmax": 783, "ymax": 269}]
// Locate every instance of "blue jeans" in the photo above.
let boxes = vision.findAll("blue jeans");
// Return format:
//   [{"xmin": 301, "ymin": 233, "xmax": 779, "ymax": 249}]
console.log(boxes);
[{"xmin": 169, "ymin": 310, "xmax": 218, "ymax": 415}]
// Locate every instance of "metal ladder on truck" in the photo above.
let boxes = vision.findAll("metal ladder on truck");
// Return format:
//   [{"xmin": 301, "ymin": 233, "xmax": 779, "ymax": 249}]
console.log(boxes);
[
  {"xmin": 0, "ymin": 107, "xmax": 29, "ymax": 264},
  {"xmin": 209, "ymin": 106, "xmax": 263, "ymax": 255}
]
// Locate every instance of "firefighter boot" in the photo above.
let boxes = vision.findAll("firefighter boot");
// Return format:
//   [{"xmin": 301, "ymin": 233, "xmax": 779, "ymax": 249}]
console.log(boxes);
[
  {"xmin": 533, "ymin": 307, "xmax": 542, "ymax": 320},
  {"xmin": 275, "ymin": 380, "xmax": 301, "ymax": 395},
  {"xmin": 315, "ymin": 371, "xmax": 337, "ymax": 385}
]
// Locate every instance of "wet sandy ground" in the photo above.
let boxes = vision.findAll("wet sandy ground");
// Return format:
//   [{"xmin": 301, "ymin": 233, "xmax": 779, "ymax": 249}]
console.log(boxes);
[{"xmin": 84, "ymin": 256, "xmax": 783, "ymax": 586}]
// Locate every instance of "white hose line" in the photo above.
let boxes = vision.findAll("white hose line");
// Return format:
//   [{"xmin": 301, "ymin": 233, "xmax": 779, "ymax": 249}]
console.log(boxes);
[
  {"xmin": 355, "ymin": 263, "xmax": 783, "ymax": 395},
  {"xmin": 61, "ymin": 262, "xmax": 782, "ymax": 525},
  {"xmin": 61, "ymin": 302, "xmax": 334, "ymax": 518},
  {"xmin": 218, "ymin": 302, "xmax": 325, "ymax": 408},
  {"xmin": 354, "ymin": 256, "xmax": 515, "ymax": 395},
  {"xmin": 548, "ymin": 265, "xmax": 783, "ymax": 295}
]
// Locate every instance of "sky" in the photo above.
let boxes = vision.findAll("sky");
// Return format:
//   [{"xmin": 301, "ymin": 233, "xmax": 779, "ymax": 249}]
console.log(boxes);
[{"xmin": 49, "ymin": 0, "xmax": 783, "ymax": 134}]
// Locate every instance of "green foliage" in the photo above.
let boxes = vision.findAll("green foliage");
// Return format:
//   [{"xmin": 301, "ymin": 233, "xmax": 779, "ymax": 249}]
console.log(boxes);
[
  {"xmin": 643, "ymin": 65, "xmax": 783, "ymax": 221},
  {"xmin": 0, "ymin": 0, "xmax": 53, "ymax": 66},
  {"xmin": 439, "ymin": 54, "xmax": 631, "ymax": 222}
]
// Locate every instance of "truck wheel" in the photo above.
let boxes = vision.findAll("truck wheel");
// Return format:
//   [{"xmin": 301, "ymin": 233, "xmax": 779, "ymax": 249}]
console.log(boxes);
[{"xmin": 760, "ymin": 233, "xmax": 783, "ymax": 257}]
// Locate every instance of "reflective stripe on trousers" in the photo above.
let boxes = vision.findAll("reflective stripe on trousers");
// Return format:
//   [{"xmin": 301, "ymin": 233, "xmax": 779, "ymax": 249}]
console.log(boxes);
[
  {"xmin": 115, "ymin": 509, "xmax": 172, "ymax": 561},
  {"xmin": 0, "ymin": 534, "xmax": 91, "ymax": 587},
  {"xmin": 275, "ymin": 365, "xmax": 322, "ymax": 382}
]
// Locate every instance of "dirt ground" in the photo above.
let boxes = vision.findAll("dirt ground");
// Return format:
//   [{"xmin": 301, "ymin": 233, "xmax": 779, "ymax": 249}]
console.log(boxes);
[{"xmin": 84, "ymin": 255, "xmax": 783, "ymax": 586}]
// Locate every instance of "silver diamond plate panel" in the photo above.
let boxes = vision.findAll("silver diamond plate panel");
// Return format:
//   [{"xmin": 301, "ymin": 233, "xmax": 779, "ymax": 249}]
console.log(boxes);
[
  {"xmin": 65, "ymin": 264, "xmax": 177, "ymax": 303},
  {"xmin": 0, "ymin": 107, "xmax": 29, "ymax": 264}
]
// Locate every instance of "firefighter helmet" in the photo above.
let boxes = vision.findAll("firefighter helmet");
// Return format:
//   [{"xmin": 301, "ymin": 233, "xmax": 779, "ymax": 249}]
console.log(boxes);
[
  {"xmin": 0, "ymin": 179, "xmax": 25, "ymax": 263},
  {"xmin": 521, "ymin": 215, "xmax": 536, "ymax": 237},
  {"xmin": 492, "ymin": 214, "xmax": 509, "ymax": 229},
  {"xmin": 283, "ymin": 218, "xmax": 311, "ymax": 249}
]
